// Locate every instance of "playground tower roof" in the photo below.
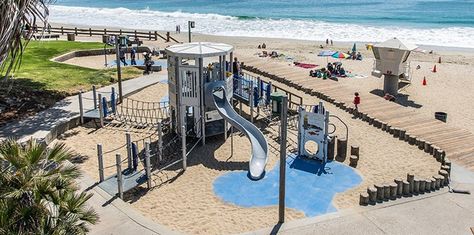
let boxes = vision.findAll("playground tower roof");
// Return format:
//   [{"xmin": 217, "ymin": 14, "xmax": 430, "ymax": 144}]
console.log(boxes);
[{"xmin": 166, "ymin": 42, "xmax": 234, "ymax": 58}]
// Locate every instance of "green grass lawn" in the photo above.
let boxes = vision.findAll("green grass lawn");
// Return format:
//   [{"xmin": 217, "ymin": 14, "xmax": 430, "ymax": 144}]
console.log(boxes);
[{"xmin": 7, "ymin": 40, "xmax": 142, "ymax": 94}]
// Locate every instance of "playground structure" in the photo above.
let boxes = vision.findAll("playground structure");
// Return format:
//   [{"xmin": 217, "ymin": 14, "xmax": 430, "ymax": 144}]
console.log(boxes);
[
  {"xmin": 85, "ymin": 42, "xmax": 355, "ymax": 201},
  {"xmin": 371, "ymin": 38, "xmax": 417, "ymax": 95},
  {"xmin": 165, "ymin": 42, "xmax": 269, "ymax": 179}
]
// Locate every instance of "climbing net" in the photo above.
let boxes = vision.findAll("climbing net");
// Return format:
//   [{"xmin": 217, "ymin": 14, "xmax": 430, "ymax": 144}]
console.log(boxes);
[{"xmin": 112, "ymin": 97, "xmax": 170, "ymax": 127}]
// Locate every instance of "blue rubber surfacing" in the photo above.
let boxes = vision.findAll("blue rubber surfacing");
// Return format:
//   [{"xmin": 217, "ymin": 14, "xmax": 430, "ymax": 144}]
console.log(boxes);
[{"xmin": 213, "ymin": 154, "xmax": 362, "ymax": 217}]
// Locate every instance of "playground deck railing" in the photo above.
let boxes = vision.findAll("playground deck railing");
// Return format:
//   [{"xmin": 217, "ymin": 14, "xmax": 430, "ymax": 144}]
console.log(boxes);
[{"xmin": 35, "ymin": 26, "xmax": 181, "ymax": 43}]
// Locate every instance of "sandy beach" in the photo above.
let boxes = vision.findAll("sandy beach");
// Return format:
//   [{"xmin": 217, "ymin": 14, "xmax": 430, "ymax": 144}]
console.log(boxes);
[{"xmin": 46, "ymin": 25, "xmax": 474, "ymax": 234}]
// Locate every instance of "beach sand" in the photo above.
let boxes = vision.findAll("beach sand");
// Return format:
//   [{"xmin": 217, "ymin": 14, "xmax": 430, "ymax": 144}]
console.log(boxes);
[{"xmin": 50, "ymin": 28, "xmax": 469, "ymax": 234}]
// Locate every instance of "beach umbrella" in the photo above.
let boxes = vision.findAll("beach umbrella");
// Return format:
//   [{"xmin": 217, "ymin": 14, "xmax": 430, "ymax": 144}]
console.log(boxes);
[
  {"xmin": 318, "ymin": 50, "xmax": 336, "ymax": 63},
  {"xmin": 352, "ymin": 43, "xmax": 357, "ymax": 52},
  {"xmin": 332, "ymin": 52, "xmax": 349, "ymax": 59}
]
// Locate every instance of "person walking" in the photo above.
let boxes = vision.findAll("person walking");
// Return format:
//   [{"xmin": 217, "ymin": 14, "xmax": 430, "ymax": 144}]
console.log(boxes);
[
  {"xmin": 130, "ymin": 48, "xmax": 137, "ymax": 65},
  {"xmin": 353, "ymin": 92, "xmax": 361, "ymax": 112},
  {"xmin": 233, "ymin": 57, "xmax": 241, "ymax": 77},
  {"xmin": 119, "ymin": 48, "xmax": 128, "ymax": 66}
]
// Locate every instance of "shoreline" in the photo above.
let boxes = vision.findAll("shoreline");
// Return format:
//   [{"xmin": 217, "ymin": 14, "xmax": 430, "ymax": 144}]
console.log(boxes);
[{"xmin": 48, "ymin": 20, "xmax": 474, "ymax": 54}]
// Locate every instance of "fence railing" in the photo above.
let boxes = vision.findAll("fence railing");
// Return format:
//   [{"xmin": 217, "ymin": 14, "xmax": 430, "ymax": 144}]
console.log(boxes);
[{"xmin": 36, "ymin": 26, "xmax": 181, "ymax": 43}]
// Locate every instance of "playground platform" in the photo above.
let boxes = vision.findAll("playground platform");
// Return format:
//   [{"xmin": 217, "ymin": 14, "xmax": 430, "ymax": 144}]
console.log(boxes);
[
  {"xmin": 98, "ymin": 169, "xmax": 148, "ymax": 196},
  {"xmin": 240, "ymin": 56, "xmax": 474, "ymax": 171}
]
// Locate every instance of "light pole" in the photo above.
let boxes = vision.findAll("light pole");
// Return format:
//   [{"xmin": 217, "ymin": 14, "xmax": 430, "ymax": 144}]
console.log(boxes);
[
  {"xmin": 115, "ymin": 35, "xmax": 126, "ymax": 103},
  {"xmin": 278, "ymin": 96, "xmax": 288, "ymax": 223},
  {"xmin": 188, "ymin": 21, "xmax": 195, "ymax": 43}
]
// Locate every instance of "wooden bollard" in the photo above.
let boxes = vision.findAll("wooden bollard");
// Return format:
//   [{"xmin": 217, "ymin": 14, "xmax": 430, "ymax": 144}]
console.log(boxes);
[
  {"xmin": 407, "ymin": 173, "xmax": 415, "ymax": 193},
  {"xmin": 430, "ymin": 177, "xmax": 436, "ymax": 191},
  {"xmin": 418, "ymin": 139, "xmax": 426, "ymax": 150},
  {"xmin": 434, "ymin": 175, "xmax": 442, "ymax": 189},
  {"xmin": 383, "ymin": 183, "xmax": 390, "ymax": 201},
  {"xmin": 443, "ymin": 159, "xmax": 451, "ymax": 167},
  {"xmin": 367, "ymin": 187, "xmax": 377, "ymax": 203},
  {"xmin": 368, "ymin": 116, "xmax": 374, "ymax": 125},
  {"xmin": 394, "ymin": 178, "xmax": 403, "ymax": 196},
  {"xmin": 349, "ymin": 155, "xmax": 359, "ymax": 167},
  {"xmin": 393, "ymin": 128, "xmax": 401, "ymax": 138},
  {"xmin": 402, "ymin": 180, "xmax": 410, "ymax": 196},
  {"xmin": 336, "ymin": 138, "xmax": 348, "ymax": 162},
  {"xmin": 439, "ymin": 170, "xmax": 449, "ymax": 186},
  {"xmin": 441, "ymin": 165, "xmax": 451, "ymax": 175},
  {"xmin": 381, "ymin": 122, "xmax": 388, "ymax": 131},
  {"xmin": 424, "ymin": 141, "xmax": 432, "ymax": 153},
  {"xmin": 360, "ymin": 192, "xmax": 369, "ymax": 206},
  {"xmin": 327, "ymin": 135, "xmax": 336, "ymax": 161},
  {"xmin": 375, "ymin": 184, "xmax": 384, "ymax": 201},
  {"xmin": 413, "ymin": 178, "xmax": 420, "ymax": 194},
  {"xmin": 404, "ymin": 132, "xmax": 411, "ymax": 142},
  {"xmin": 408, "ymin": 135, "xmax": 417, "ymax": 145},
  {"xmin": 350, "ymin": 145, "xmax": 360, "ymax": 157},
  {"xmin": 415, "ymin": 138, "xmax": 422, "ymax": 147},
  {"xmin": 419, "ymin": 179, "xmax": 426, "ymax": 193},
  {"xmin": 388, "ymin": 126, "xmax": 394, "ymax": 134},
  {"xmin": 432, "ymin": 146, "xmax": 440, "ymax": 156},
  {"xmin": 399, "ymin": 129, "xmax": 406, "ymax": 140},
  {"xmin": 373, "ymin": 119, "xmax": 381, "ymax": 128},
  {"xmin": 389, "ymin": 183, "xmax": 397, "ymax": 200},
  {"xmin": 424, "ymin": 179, "xmax": 432, "ymax": 192}
]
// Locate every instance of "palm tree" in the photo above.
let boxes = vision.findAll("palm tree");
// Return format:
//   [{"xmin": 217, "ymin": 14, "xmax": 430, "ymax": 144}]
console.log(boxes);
[
  {"xmin": 0, "ymin": 139, "xmax": 98, "ymax": 234},
  {"xmin": 0, "ymin": 0, "xmax": 53, "ymax": 79}
]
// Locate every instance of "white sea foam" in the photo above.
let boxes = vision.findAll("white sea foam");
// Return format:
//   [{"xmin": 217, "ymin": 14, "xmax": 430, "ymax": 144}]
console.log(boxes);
[{"xmin": 49, "ymin": 5, "xmax": 474, "ymax": 48}]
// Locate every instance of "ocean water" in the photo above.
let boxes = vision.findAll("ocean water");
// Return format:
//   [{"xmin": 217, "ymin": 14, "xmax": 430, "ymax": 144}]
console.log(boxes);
[{"xmin": 50, "ymin": 0, "xmax": 474, "ymax": 48}]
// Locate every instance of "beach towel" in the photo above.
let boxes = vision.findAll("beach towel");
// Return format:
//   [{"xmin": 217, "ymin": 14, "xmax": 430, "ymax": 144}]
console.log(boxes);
[{"xmin": 294, "ymin": 62, "xmax": 318, "ymax": 69}]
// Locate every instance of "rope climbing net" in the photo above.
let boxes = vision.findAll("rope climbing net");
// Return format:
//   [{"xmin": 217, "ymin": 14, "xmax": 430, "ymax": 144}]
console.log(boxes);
[{"xmin": 112, "ymin": 97, "xmax": 170, "ymax": 127}]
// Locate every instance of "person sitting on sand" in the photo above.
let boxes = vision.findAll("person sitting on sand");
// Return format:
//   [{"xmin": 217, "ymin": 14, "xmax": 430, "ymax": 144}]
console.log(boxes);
[
  {"xmin": 258, "ymin": 45, "xmax": 261, "ymax": 49},
  {"xmin": 309, "ymin": 70, "xmax": 314, "ymax": 77},
  {"xmin": 353, "ymin": 92, "xmax": 360, "ymax": 112},
  {"xmin": 262, "ymin": 43, "xmax": 267, "ymax": 49},
  {"xmin": 356, "ymin": 52, "xmax": 362, "ymax": 60},
  {"xmin": 319, "ymin": 45, "xmax": 324, "ymax": 49},
  {"xmin": 416, "ymin": 65, "xmax": 421, "ymax": 69},
  {"xmin": 327, "ymin": 63, "xmax": 334, "ymax": 73},
  {"xmin": 339, "ymin": 67, "xmax": 346, "ymax": 77}
]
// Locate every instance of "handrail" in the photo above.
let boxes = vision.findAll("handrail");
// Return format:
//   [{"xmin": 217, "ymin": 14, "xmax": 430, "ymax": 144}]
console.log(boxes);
[{"xmin": 35, "ymin": 26, "xmax": 181, "ymax": 43}]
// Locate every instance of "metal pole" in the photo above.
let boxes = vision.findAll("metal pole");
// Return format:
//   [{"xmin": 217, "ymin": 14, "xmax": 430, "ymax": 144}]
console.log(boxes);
[
  {"xmin": 97, "ymin": 144, "xmax": 104, "ymax": 182},
  {"xmin": 188, "ymin": 21, "xmax": 192, "ymax": 43},
  {"xmin": 157, "ymin": 122, "xmax": 163, "ymax": 162},
  {"xmin": 126, "ymin": 133, "xmax": 132, "ymax": 170},
  {"xmin": 145, "ymin": 142, "xmax": 152, "ymax": 189},
  {"xmin": 230, "ymin": 126, "xmax": 234, "ymax": 157},
  {"xmin": 78, "ymin": 90, "xmax": 84, "ymax": 124},
  {"xmin": 104, "ymin": 44, "xmax": 108, "ymax": 67},
  {"xmin": 98, "ymin": 94, "xmax": 104, "ymax": 127},
  {"xmin": 92, "ymin": 85, "xmax": 97, "ymax": 109},
  {"xmin": 115, "ymin": 36, "xmax": 123, "ymax": 103},
  {"xmin": 278, "ymin": 96, "xmax": 288, "ymax": 224},
  {"xmin": 181, "ymin": 125, "xmax": 187, "ymax": 171},
  {"xmin": 250, "ymin": 80, "xmax": 254, "ymax": 123},
  {"xmin": 115, "ymin": 154, "xmax": 123, "ymax": 199}
]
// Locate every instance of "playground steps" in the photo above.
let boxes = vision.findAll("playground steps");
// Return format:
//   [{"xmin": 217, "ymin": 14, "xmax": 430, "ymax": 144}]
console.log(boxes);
[{"xmin": 241, "ymin": 55, "xmax": 474, "ymax": 170}]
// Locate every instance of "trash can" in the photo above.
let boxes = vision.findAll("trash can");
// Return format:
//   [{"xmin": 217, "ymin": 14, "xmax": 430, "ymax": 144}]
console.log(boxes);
[
  {"xmin": 270, "ymin": 91, "xmax": 287, "ymax": 115},
  {"xmin": 67, "ymin": 33, "xmax": 75, "ymax": 41},
  {"xmin": 435, "ymin": 112, "xmax": 447, "ymax": 122},
  {"xmin": 102, "ymin": 34, "xmax": 109, "ymax": 43}
]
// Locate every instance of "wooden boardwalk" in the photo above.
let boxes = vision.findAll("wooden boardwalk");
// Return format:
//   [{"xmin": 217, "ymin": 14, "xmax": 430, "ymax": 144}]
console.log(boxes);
[{"xmin": 240, "ymin": 56, "xmax": 474, "ymax": 171}]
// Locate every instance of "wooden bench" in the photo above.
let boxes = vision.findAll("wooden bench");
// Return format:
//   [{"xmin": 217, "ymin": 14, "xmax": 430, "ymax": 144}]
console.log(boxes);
[{"xmin": 32, "ymin": 34, "xmax": 60, "ymax": 40}]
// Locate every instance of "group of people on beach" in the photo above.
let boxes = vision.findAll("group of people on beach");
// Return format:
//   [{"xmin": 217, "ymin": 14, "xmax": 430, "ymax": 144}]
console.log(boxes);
[{"xmin": 309, "ymin": 62, "xmax": 347, "ymax": 79}]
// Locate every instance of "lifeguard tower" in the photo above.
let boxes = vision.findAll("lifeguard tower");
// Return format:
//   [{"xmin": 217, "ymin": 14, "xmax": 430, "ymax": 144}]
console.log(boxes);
[
  {"xmin": 165, "ymin": 42, "xmax": 269, "ymax": 179},
  {"xmin": 371, "ymin": 38, "xmax": 417, "ymax": 95}
]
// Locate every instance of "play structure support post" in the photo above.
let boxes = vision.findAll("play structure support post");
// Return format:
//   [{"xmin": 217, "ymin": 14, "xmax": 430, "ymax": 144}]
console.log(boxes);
[
  {"xmin": 98, "ymin": 94, "xmax": 104, "ymax": 127},
  {"xmin": 115, "ymin": 154, "xmax": 123, "ymax": 199},
  {"xmin": 249, "ymin": 80, "xmax": 254, "ymax": 123},
  {"xmin": 145, "ymin": 142, "xmax": 152, "ymax": 189},
  {"xmin": 92, "ymin": 86, "xmax": 97, "ymax": 109},
  {"xmin": 199, "ymin": 57, "xmax": 206, "ymax": 146},
  {"xmin": 278, "ymin": 96, "xmax": 288, "ymax": 224},
  {"xmin": 230, "ymin": 126, "xmax": 234, "ymax": 157},
  {"xmin": 256, "ymin": 77, "xmax": 261, "ymax": 114},
  {"xmin": 97, "ymin": 144, "xmax": 104, "ymax": 182},
  {"xmin": 78, "ymin": 90, "xmax": 84, "ymax": 124},
  {"xmin": 115, "ymin": 35, "xmax": 123, "ymax": 103},
  {"xmin": 239, "ymin": 100, "xmax": 243, "ymax": 116},
  {"xmin": 181, "ymin": 125, "xmax": 187, "ymax": 171},
  {"xmin": 126, "ymin": 133, "xmax": 132, "ymax": 170},
  {"xmin": 157, "ymin": 122, "xmax": 163, "ymax": 162}
]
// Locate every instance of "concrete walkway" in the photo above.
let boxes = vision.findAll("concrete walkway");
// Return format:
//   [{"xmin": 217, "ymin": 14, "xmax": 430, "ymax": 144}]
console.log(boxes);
[{"xmin": 0, "ymin": 72, "xmax": 167, "ymax": 144}]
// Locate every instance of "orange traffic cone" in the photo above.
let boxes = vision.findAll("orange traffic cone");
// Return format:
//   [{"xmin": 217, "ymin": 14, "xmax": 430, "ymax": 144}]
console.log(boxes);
[
  {"xmin": 438, "ymin": 56, "xmax": 442, "ymax": 63},
  {"xmin": 422, "ymin": 77, "xmax": 427, "ymax": 86},
  {"xmin": 432, "ymin": 65, "xmax": 437, "ymax": 73}
]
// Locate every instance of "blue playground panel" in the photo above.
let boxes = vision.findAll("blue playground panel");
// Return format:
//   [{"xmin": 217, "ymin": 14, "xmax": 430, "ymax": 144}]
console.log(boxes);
[
  {"xmin": 108, "ymin": 59, "xmax": 167, "ymax": 69},
  {"xmin": 213, "ymin": 155, "xmax": 362, "ymax": 217},
  {"xmin": 233, "ymin": 75, "xmax": 271, "ymax": 107}
]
